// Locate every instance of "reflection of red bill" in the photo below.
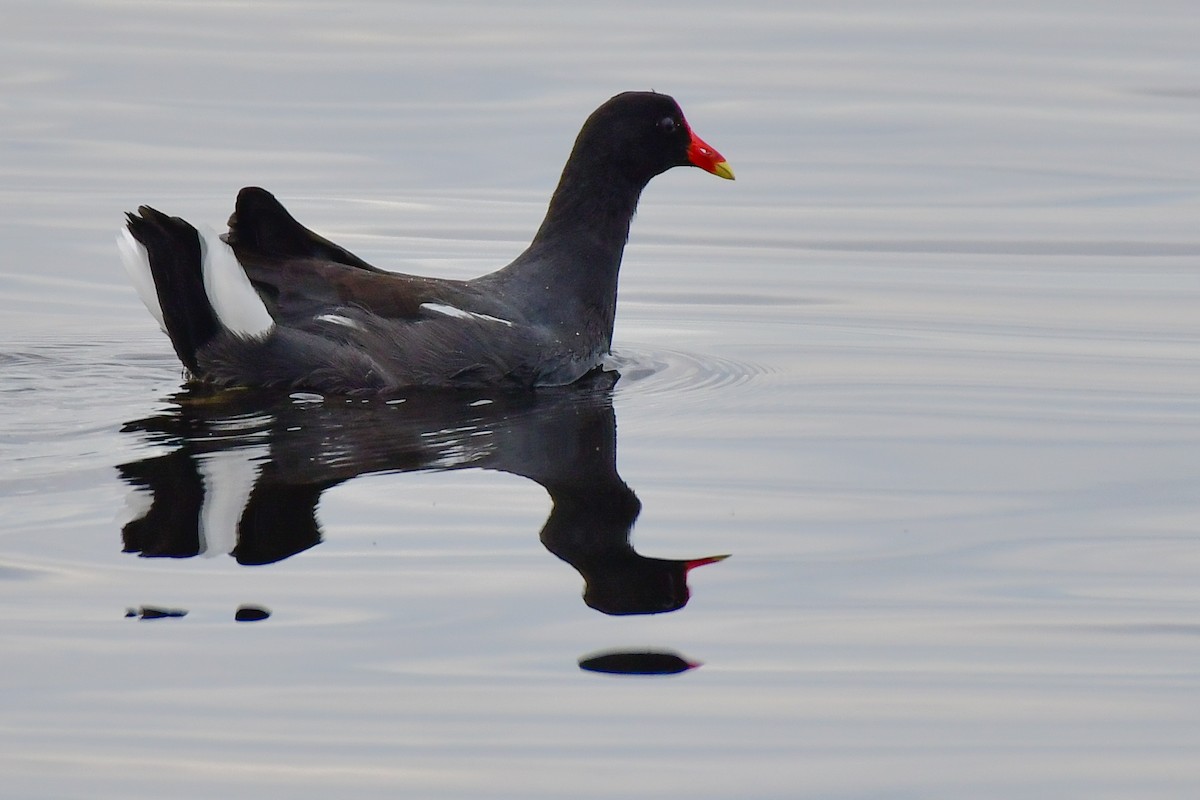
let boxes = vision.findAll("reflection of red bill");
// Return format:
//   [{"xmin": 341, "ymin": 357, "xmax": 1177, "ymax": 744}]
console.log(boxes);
[{"xmin": 686, "ymin": 553, "xmax": 732, "ymax": 573}]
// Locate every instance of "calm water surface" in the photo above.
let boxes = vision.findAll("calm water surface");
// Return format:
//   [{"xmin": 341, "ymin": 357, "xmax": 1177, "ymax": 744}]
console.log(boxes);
[{"xmin": 2, "ymin": 2, "xmax": 1198, "ymax": 798}]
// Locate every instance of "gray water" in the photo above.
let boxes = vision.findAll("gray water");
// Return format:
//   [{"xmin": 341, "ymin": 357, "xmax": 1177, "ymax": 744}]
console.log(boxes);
[{"xmin": 2, "ymin": 2, "xmax": 1199, "ymax": 798}]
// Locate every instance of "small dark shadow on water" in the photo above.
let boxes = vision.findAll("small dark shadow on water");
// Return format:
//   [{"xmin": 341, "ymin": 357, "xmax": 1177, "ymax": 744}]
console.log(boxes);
[
  {"xmin": 235, "ymin": 605, "xmax": 271, "ymax": 622},
  {"xmin": 578, "ymin": 648, "xmax": 701, "ymax": 676},
  {"xmin": 116, "ymin": 370, "xmax": 729, "ymax": 617},
  {"xmin": 125, "ymin": 605, "xmax": 187, "ymax": 620}
]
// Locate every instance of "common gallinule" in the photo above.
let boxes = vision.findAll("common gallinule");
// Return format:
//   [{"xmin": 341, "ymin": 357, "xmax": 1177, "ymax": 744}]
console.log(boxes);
[{"xmin": 118, "ymin": 91, "xmax": 733, "ymax": 393}]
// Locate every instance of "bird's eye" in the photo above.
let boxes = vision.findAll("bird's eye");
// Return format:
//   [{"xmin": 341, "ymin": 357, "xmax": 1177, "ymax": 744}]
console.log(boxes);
[{"xmin": 657, "ymin": 116, "xmax": 678, "ymax": 133}]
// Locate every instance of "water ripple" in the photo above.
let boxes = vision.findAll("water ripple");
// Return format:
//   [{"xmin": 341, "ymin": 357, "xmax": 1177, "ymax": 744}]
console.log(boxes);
[{"xmin": 605, "ymin": 345, "xmax": 769, "ymax": 401}]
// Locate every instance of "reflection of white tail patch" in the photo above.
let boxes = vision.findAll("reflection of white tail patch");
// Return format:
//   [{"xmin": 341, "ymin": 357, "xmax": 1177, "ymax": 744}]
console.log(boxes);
[
  {"xmin": 196, "ymin": 445, "xmax": 270, "ymax": 557},
  {"xmin": 118, "ymin": 485, "xmax": 155, "ymax": 528},
  {"xmin": 198, "ymin": 227, "xmax": 275, "ymax": 338},
  {"xmin": 117, "ymin": 228, "xmax": 166, "ymax": 332},
  {"xmin": 420, "ymin": 302, "xmax": 514, "ymax": 327}
]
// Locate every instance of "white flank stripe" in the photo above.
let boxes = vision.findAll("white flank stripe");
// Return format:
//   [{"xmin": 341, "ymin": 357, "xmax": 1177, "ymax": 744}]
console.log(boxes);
[
  {"xmin": 198, "ymin": 226, "xmax": 275, "ymax": 337},
  {"xmin": 116, "ymin": 228, "xmax": 167, "ymax": 332},
  {"xmin": 419, "ymin": 302, "xmax": 514, "ymax": 327},
  {"xmin": 315, "ymin": 313, "xmax": 364, "ymax": 331},
  {"xmin": 196, "ymin": 445, "xmax": 269, "ymax": 557}
]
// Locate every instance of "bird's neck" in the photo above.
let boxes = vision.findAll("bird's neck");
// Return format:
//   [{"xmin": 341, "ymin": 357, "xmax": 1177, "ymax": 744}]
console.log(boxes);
[
  {"xmin": 536, "ymin": 155, "xmax": 644, "ymax": 249},
  {"xmin": 493, "ymin": 159, "xmax": 647, "ymax": 348}
]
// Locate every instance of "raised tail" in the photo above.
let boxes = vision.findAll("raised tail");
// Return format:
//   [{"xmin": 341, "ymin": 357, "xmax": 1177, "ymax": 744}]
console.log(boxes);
[
  {"xmin": 120, "ymin": 206, "xmax": 274, "ymax": 377},
  {"xmin": 225, "ymin": 186, "xmax": 380, "ymax": 271}
]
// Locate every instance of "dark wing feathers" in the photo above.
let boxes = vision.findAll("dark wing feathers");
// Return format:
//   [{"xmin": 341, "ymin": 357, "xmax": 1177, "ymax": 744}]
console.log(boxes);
[
  {"xmin": 236, "ymin": 251, "xmax": 463, "ymax": 322},
  {"xmin": 226, "ymin": 187, "xmax": 475, "ymax": 322}
]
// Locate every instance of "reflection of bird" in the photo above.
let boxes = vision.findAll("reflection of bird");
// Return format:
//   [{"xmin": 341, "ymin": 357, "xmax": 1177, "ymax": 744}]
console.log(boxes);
[
  {"xmin": 536, "ymin": 472, "xmax": 729, "ymax": 615},
  {"xmin": 117, "ymin": 92, "xmax": 732, "ymax": 393},
  {"xmin": 119, "ymin": 377, "xmax": 727, "ymax": 614}
]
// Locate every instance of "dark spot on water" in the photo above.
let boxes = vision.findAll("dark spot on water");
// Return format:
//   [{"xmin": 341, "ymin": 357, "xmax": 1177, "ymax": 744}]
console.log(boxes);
[
  {"xmin": 127, "ymin": 605, "xmax": 188, "ymax": 620},
  {"xmin": 578, "ymin": 649, "xmax": 699, "ymax": 676},
  {"xmin": 235, "ymin": 605, "xmax": 271, "ymax": 622}
]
